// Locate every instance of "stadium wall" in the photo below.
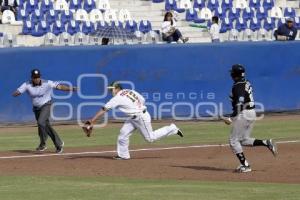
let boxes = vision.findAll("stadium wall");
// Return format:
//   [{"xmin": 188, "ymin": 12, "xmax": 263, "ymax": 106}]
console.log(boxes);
[{"xmin": 1, "ymin": 42, "xmax": 300, "ymax": 123}]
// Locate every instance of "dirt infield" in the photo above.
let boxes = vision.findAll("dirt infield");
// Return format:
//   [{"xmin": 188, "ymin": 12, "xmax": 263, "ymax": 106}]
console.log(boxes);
[{"xmin": 0, "ymin": 142, "xmax": 299, "ymax": 184}]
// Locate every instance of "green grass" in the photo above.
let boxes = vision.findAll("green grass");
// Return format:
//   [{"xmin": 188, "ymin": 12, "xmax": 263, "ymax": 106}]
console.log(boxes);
[
  {"xmin": 0, "ymin": 118, "xmax": 299, "ymax": 151},
  {"xmin": 0, "ymin": 117, "xmax": 299, "ymax": 200},
  {"xmin": 0, "ymin": 176, "xmax": 299, "ymax": 200}
]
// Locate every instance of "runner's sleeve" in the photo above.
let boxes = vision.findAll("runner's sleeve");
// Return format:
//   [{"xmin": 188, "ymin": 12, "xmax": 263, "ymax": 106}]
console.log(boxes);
[{"xmin": 17, "ymin": 82, "xmax": 28, "ymax": 94}]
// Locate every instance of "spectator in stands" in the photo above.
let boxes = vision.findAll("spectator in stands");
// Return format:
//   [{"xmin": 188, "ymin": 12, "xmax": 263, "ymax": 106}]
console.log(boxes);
[
  {"xmin": 161, "ymin": 11, "xmax": 189, "ymax": 43},
  {"xmin": 274, "ymin": 18, "xmax": 297, "ymax": 41},
  {"xmin": 209, "ymin": 16, "xmax": 220, "ymax": 43},
  {"xmin": 0, "ymin": 0, "xmax": 18, "ymax": 17},
  {"xmin": 102, "ymin": 38, "xmax": 109, "ymax": 45}
]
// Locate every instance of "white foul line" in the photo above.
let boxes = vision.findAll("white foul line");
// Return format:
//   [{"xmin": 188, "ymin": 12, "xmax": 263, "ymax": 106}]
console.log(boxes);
[{"xmin": 0, "ymin": 140, "xmax": 299, "ymax": 160}]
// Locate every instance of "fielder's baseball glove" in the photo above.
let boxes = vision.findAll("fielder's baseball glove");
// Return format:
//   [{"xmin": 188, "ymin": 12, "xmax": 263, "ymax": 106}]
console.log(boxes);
[{"xmin": 82, "ymin": 121, "xmax": 93, "ymax": 137}]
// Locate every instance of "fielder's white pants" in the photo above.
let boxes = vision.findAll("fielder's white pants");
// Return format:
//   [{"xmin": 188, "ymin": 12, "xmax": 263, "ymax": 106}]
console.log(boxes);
[
  {"xmin": 229, "ymin": 109, "xmax": 256, "ymax": 154},
  {"xmin": 117, "ymin": 111, "xmax": 179, "ymax": 159}
]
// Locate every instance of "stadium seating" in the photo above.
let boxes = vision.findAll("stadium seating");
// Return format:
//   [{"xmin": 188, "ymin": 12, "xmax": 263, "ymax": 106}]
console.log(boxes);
[
  {"xmin": 83, "ymin": 0, "xmax": 96, "ymax": 13},
  {"xmin": 69, "ymin": 0, "xmax": 82, "ymax": 11},
  {"xmin": 41, "ymin": 0, "xmax": 54, "ymax": 14},
  {"xmin": 284, "ymin": 7, "xmax": 296, "ymax": 18},
  {"xmin": 139, "ymin": 20, "xmax": 152, "ymax": 34},
  {"xmin": 193, "ymin": 0, "xmax": 205, "ymax": 9},
  {"xmin": 207, "ymin": 0, "xmax": 219, "ymax": 11},
  {"xmin": 263, "ymin": 17, "xmax": 276, "ymax": 31},
  {"xmin": 221, "ymin": 0, "xmax": 233, "ymax": 11},
  {"xmin": 243, "ymin": 7, "xmax": 255, "ymax": 21},
  {"xmin": 214, "ymin": 7, "xmax": 226, "ymax": 20},
  {"xmin": 235, "ymin": 18, "xmax": 247, "ymax": 32},
  {"xmin": 256, "ymin": 7, "xmax": 268, "ymax": 20},
  {"xmin": 2, "ymin": 10, "xmax": 17, "ymax": 24},
  {"xmin": 52, "ymin": 20, "xmax": 66, "ymax": 36},
  {"xmin": 67, "ymin": 20, "xmax": 80, "ymax": 35},
  {"xmin": 125, "ymin": 20, "xmax": 138, "ymax": 33}
]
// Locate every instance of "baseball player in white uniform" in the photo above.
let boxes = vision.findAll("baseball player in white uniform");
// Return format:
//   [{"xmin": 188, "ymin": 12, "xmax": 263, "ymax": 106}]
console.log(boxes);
[
  {"xmin": 86, "ymin": 81, "xmax": 183, "ymax": 160},
  {"xmin": 12, "ymin": 69, "xmax": 77, "ymax": 153}
]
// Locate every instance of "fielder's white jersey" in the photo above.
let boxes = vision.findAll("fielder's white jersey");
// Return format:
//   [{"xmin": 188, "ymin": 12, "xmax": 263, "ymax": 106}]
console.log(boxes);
[
  {"xmin": 17, "ymin": 80, "xmax": 59, "ymax": 108},
  {"xmin": 104, "ymin": 89, "xmax": 146, "ymax": 116}
]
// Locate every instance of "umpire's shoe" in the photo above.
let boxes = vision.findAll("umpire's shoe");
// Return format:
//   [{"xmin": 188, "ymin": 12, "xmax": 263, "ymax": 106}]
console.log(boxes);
[
  {"xmin": 56, "ymin": 142, "xmax": 64, "ymax": 154},
  {"xmin": 267, "ymin": 139, "xmax": 277, "ymax": 157},
  {"xmin": 36, "ymin": 146, "xmax": 47, "ymax": 152}
]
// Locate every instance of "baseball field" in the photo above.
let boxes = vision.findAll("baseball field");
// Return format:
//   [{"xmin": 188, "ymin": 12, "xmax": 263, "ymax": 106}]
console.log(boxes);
[{"xmin": 0, "ymin": 114, "xmax": 299, "ymax": 200}]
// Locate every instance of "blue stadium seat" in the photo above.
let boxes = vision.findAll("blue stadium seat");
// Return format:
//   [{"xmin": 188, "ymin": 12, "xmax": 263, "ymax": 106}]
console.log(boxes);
[
  {"xmin": 41, "ymin": 0, "xmax": 54, "ymax": 14},
  {"xmin": 139, "ymin": 20, "xmax": 152, "ymax": 34},
  {"xmin": 228, "ymin": 7, "xmax": 240, "ymax": 21},
  {"xmin": 22, "ymin": 21, "xmax": 34, "ymax": 35},
  {"xmin": 67, "ymin": 20, "xmax": 80, "ymax": 35},
  {"xmin": 70, "ymin": 0, "xmax": 83, "ymax": 11},
  {"xmin": 16, "ymin": 8, "xmax": 29, "ymax": 21},
  {"xmin": 235, "ymin": 18, "xmax": 247, "ymax": 32},
  {"xmin": 262, "ymin": 0, "xmax": 274, "ymax": 11},
  {"xmin": 277, "ymin": 18, "xmax": 286, "ymax": 28},
  {"xmin": 207, "ymin": 0, "xmax": 219, "ymax": 11},
  {"xmin": 46, "ymin": 10, "xmax": 59, "ymax": 25},
  {"xmin": 31, "ymin": 10, "xmax": 44, "ymax": 25},
  {"xmin": 61, "ymin": 10, "xmax": 73, "ymax": 25},
  {"xmin": 242, "ymin": 7, "xmax": 255, "ymax": 21},
  {"xmin": 193, "ymin": 0, "xmax": 205, "ymax": 9},
  {"xmin": 125, "ymin": 20, "xmax": 138, "ymax": 33},
  {"xmin": 186, "ymin": 8, "xmax": 197, "ymax": 22},
  {"xmin": 52, "ymin": 20, "xmax": 66, "ymax": 36},
  {"xmin": 33, "ymin": 21, "xmax": 51, "ymax": 36},
  {"xmin": 81, "ymin": 21, "xmax": 95, "ymax": 35},
  {"xmin": 220, "ymin": 18, "xmax": 232, "ymax": 33},
  {"xmin": 213, "ymin": 7, "xmax": 226, "ymax": 20},
  {"xmin": 221, "ymin": 0, "xmax": 233, "ymax": 11},
  {"xmin": 111, "ymin": 21, "xmax": 123, "ymax": 28},
  {"xmin": 263, "ymin": 17, "xmax": 275, "ymax": 31},
  {"xmin": 25, "ymin": 0, "xmax": 38, "ymax": 14},
  {"xmin": 152, "ymin": 0, "xmax": 164, "ymax": 2},
  {"xmin": 165, "ymin": 0, "xmax": 185, "ymax": 13},
  {"xmin": 284, "ymin": 7, "xmax": 296, "ymax": 18},
  {"xmin": 256, "ymin": 7, "xmax": 267, "ymax": 20},
  {"xmin": 96, "ymin": 21, "xmax": 109, "ymax": 31},
  {"xmin": 249, "ymin": 18, "xmax": 261, "ymax": 31},
  {"xmin": 83, "ymin": 0, "xmax": 96, "ymax": 13},
  {"xmin": 294, "ymin": 17, "xmax": 300, "ymax": 30},
  {"xmin": 249, "ymin": 0, "xmax": 261, "ymax": 10}
]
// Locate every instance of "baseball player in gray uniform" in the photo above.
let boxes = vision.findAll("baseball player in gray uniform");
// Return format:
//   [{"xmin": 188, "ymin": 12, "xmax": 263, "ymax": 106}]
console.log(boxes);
[
  {"xmin": 12, "ymin": 69, "xmax": 77, "ymax": 153},
  {"xmin": 85, "ymin": 81, "xmax": 183, "ymax": 160},
  {"xmin": 222, "ymin": 64, "xmax": 278, "ymax": 173}
]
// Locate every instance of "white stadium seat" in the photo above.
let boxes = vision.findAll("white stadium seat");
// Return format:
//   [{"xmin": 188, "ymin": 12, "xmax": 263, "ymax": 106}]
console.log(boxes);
[
  {"xmin": 104, "ymin": 9, "xmax": 118, "ymax": 22},
  {"xmin": 270, "ymin": 7, "xmax": 283, "ymax": 19},
  {"xmin": 235, "ymin": 0, "xmax": 247, "ymax": 10},
  {"xmin": 54, "ymin": 0, "xmax": 69, "ymax": 11},
  {"xmin": 2, "ymin": 10, "xmax": 16, "ymax": 24},
  {"xmin": 118, "ymin": 9, "xmax": 132, "ymax": 23},
  {"xmin": 97, "ymin": 0, "xmax": 111, "ymax": 11},
  {"xmin": 44, "ymin": 32, "xmax": 58, "ymax": 46},
  {"xmin": 178, "ymin": 0, "xmax": 192, "ymax": 9},
  {"xmin": 75, "ymin": 9, "xmax": 89, "ymax": 21},
  {"xmin": 89, "ymin": 9, "xmax": 103, "ymax": 23},
  {"xmin": 200, "ymin": 8, "xmax": 212, "ymax": 20}
]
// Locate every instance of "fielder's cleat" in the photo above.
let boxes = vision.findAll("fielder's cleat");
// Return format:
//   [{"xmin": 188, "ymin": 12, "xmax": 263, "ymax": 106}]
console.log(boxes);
[
  {"xmin": 36, "ymin": 146, "xmax": 47, "ymax": 152},
  {"xmin": 177, "ymin": 129, "xmax": 184, "ymax": 137},
  {"xmin": 267, "ymin": 139, "xmax": 277, "ymax": 157},
  {"xmin": 112, "ymin": 156, "xmax": 130, "ymax": 160},
  {"xmin": 235, "ymin": 164, "xmax": 252, "ymax": 173}
]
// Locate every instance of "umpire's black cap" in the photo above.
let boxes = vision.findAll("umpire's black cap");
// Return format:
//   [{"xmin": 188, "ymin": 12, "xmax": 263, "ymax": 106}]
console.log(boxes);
[
  {"xmin": 230, "ymin": 64, "xmax": 245, "ymax": 78},
  {"xmin": 31, "ymin": 69, "xmax": 41, "ymax": 78}
]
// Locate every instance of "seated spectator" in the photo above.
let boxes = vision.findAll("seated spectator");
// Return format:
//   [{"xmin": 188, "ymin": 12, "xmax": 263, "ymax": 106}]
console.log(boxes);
[
  {"xmin": 161, "ymin": 11, "xmax": 188, "ymax": 43},
  {"xmin": 0, "ymin": 0, "xmax": 17, "ymax": 17},
  {"xmin": 274, "ymin": 17, "xmax": 297, "ymax": 41},
  {"xmin": 209, "ymin": 16, "xmax": 220, "ymax": 42}
]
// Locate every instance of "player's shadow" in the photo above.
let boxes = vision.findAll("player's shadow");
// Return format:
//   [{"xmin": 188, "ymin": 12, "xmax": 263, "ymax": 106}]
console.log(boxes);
[
  {"xmin": 172, "ymin": 165, "xmax": 233, "ymax": 172},
  {"xmin": 66, "ymin": 155, "xmax": 161, "ymax": 160},
  {"xmin": 12, "ymin": 150, "xmax": 43, "ymax": 154}
]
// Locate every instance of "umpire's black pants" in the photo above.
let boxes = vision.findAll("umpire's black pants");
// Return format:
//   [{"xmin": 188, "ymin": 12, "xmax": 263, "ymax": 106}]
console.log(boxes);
[{"xmin": 33, "ymin": 102, "xmax": 63, "ymax": 148}]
